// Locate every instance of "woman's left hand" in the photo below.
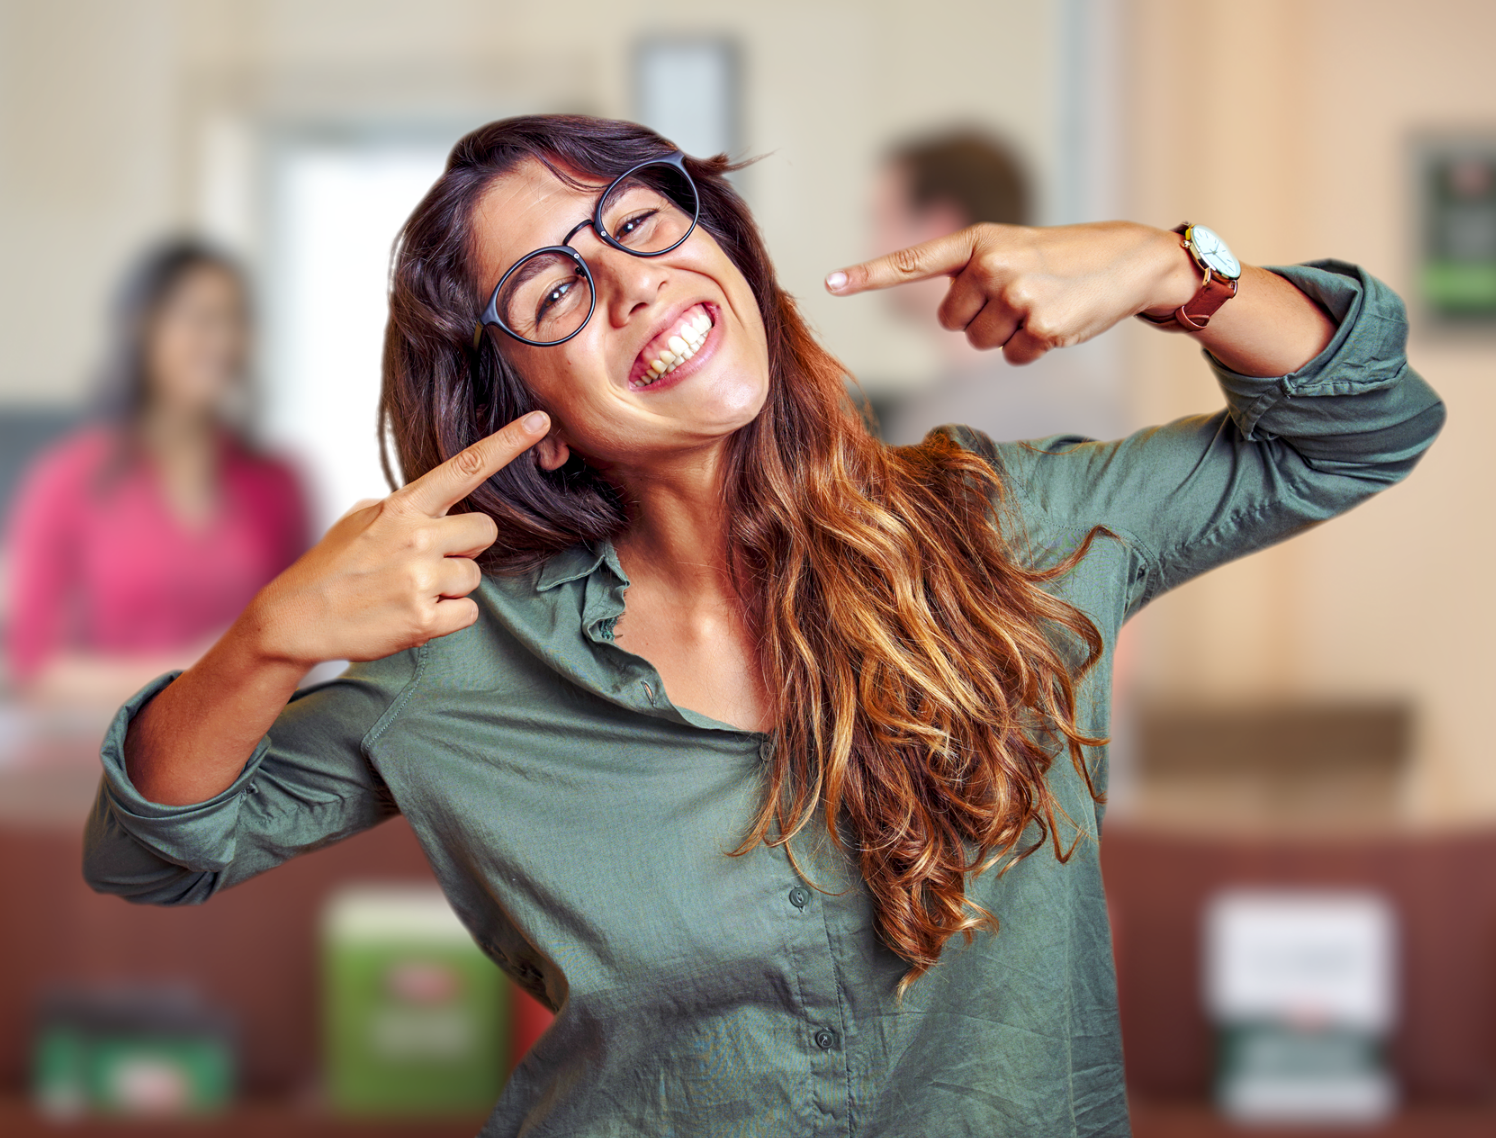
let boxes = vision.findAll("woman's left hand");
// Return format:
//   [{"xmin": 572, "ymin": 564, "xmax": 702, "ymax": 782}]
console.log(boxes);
[
  {"xmin": 826, "ymin": 220, "xmax": 1338, "ymax": 378},
  {"xmin": 825, "ymin": 221, "xmax": 1195, "ymax": 365}
]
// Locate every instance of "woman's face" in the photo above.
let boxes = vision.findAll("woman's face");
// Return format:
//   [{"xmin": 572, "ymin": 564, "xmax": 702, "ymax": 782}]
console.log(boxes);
[
  {"xmin": 471, "ymin": 159, "xmax": 770, "ymax": 479},
  {"xmin": 145, "ymin": 264, "xmax": 249, "ymax": 419}
]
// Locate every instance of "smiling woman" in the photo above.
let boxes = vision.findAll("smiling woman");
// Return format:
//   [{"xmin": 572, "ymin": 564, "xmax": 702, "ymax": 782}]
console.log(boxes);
[
  {"xmin": 385, "ymin": 114, "xmax": 1112, "ymax": 964},
  {"xmin": 84, "ymin": 114, "xmax": 1445, "ymax": 1136}
]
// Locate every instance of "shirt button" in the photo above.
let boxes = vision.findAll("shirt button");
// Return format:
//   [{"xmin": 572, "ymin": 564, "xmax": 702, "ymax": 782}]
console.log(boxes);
[
  {"xmin": 814, "ymin": 1029, "xmax": 838, "ymax": 1051},
  {"xmin": 788, "ymin": 886, "xmax": 810, "ymax": 909}
]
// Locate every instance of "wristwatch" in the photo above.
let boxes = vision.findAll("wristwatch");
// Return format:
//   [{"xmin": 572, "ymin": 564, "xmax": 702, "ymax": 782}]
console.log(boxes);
[{"xmin": 1137, "ymin": 223, "xmax": 1241, "ymax": 330}]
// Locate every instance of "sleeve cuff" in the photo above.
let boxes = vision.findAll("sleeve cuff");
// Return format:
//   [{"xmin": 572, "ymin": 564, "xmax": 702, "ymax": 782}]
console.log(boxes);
[
  {"xmin": 1205, "ymin": 260, "xmax": 1409, "ymax": 440},
  {"xmin": 98, "ymin": 671, "xmax": 271, "ymax": 871}
]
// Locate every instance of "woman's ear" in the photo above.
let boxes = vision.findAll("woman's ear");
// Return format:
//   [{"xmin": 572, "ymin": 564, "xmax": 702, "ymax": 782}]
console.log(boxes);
[{"xmin": 533, "ymin": 430, "xmax": 571, "ymax": 472}]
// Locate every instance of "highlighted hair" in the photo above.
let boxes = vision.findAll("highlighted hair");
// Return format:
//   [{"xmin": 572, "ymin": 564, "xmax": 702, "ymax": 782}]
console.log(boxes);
[{"xmin": 383, "ymin": 115, "xmax": 1105, "ymax": 992}]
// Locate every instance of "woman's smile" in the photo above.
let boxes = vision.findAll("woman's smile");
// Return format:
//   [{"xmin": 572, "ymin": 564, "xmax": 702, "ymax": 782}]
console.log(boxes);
[{"xmin": 628, "ymin": 301, "xmax": 719, "ymax": 391}]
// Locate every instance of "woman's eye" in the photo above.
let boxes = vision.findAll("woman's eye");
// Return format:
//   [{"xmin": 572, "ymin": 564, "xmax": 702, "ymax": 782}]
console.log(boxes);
[
  {"xmin": 615, "ymin": 209, "xmax": 659, "ymax": 241},
  {"xmin": 537, "ymin": 279, "xmax": 575, "ymax": 319}
]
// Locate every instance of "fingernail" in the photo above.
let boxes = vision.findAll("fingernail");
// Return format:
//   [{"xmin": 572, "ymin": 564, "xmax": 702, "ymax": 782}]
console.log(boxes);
[
  {"xmin": 825, "ymin": 271, "xmax": 848, "ymax": 292},
  {"xmin": 522, "ymin": 411, "xmax": 548, "ymax": 433}
]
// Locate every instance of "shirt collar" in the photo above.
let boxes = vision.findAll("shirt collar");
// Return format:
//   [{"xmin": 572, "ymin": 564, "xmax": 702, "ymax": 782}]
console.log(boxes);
[{"xmin": 534, "ymin": 541, "xmax": 627, "ymax": 592}]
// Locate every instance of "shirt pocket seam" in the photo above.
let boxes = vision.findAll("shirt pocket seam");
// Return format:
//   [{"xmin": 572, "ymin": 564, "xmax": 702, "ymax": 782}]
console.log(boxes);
[{"xmin": 361, "ymin": 643, "xmax": 431, "ymax": 756}]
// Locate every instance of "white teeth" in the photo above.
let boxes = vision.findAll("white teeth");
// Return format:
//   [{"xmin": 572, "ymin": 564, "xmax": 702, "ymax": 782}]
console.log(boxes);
[{"xmin": 636, "ymin": 307, "xmax": 716, "ymax": 385}]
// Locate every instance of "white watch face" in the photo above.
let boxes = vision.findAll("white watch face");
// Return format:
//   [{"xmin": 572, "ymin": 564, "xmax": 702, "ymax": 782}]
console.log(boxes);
[{"xmin": 1189, "ymin": 225, "xmax": 1241, "ymax": 279}]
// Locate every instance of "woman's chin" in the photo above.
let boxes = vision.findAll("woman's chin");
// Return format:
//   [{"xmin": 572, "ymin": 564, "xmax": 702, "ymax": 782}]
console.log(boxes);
[
  {"xmin": 634, "ymin": 356, "xmax": 765, "ymax": 429},
  {"xmin": 693, "ymin": 374, "xmax": 770, "ymax": 435}
]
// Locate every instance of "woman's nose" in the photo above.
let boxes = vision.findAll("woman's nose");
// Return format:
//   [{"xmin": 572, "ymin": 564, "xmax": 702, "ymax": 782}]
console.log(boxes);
[{"xmin": 582, "ymin": 238, "xmax": 668, "ymax": 327}]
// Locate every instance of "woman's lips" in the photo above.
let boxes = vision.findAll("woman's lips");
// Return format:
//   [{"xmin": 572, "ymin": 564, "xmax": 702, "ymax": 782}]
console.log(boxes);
[{"xmin": 629, "ymin": 303, "xmax": 717, "ymax": 389}]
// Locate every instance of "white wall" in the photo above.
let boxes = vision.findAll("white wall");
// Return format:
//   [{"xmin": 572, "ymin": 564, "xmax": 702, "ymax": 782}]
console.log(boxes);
[
  {"xmin": 0, "ymin": 0, "xmax": 1073, "ymax": 409},
  {"xmin": 1122, "ymin": 0, "xmax": 1496, "ymax": 823},
  {"xmin": 0, "ymin": 0, "xmax": 181, "ymax": 405},
  {"xmin": 7, "ymin": 0, "xmax": 1489, "ymax": 821}
]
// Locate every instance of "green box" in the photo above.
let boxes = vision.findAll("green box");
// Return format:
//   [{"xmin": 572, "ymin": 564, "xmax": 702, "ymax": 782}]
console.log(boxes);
[
  {"xmin": 32, "ymin": 988, "xmax": 234, "ymax": 1118},
  {"xmin": 1216, "ymin": 1021, "xmax": 1394, "ymax": 1122},
  {"xmin": 323, "ymin": 885, "xmax": 508, "ymax": 1116}
]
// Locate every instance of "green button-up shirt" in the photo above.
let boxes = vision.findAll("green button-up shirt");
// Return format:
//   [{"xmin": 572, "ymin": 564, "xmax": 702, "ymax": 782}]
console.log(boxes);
[{"xmin": 85, "ymin": 262, "xmax": 1443, "ymax": 1137}]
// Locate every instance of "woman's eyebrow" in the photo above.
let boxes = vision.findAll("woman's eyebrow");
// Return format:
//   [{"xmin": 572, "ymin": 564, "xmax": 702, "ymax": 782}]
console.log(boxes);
[
  {"xmin": 506, "ymin": 252, "xmax": 576, "ymax": 290},
  {"xmin": 499, "ymin": 210, "xmax": 595, "ymax": 287}
]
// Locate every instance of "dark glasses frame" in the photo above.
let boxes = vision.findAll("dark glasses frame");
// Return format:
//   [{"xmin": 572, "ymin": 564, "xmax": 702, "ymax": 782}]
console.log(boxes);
[{"xmin": 472, "ymin": 151, "xmax": 700, "ymax": 349}]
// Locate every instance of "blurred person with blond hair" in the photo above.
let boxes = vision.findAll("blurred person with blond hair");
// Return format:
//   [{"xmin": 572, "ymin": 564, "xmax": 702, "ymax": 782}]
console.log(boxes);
[
  {"xmin": 875, "ymin": 127, "xmax": 1128, "ymax": 445},
  {"xmin": 4, "ymin": 240, "xmax": 309, "ymax": 707}
]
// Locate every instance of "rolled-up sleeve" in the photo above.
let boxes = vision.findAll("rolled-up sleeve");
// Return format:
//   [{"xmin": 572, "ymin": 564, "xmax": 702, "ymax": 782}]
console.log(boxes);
[
  {"xmin": 965, "ymin": 260, "xmax": 1445, "ymax": 615},
  {"xmin": 83, "ymin": 649, "xmax": 421, "ymax": 905}
]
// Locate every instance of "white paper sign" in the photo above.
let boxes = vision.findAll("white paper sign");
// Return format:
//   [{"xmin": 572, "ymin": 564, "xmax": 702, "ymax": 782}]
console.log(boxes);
[{"xmin": 1204, "ymin": 890, "xmax": 1397, "ymax": 1031}]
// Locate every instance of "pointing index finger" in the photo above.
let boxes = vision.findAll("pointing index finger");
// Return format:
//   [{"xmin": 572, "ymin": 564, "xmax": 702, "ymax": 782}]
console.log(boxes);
[
  {"xmin": 825, "ymin": 229, "xmax": 980, "ymax": 296},
  {"xmin": 400, "ymin": 411, "xmax": 549, "ymax": 517}
]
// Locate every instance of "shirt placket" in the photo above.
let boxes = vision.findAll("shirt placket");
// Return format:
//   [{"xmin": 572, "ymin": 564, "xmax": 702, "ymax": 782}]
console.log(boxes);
[
  {"xmin": 580, "ymin": 553, "xmax": 853, "ymax": 1134},
  {"xmin": 769, "ymin": 742, "xmax": 853, "ymax": 1137}
]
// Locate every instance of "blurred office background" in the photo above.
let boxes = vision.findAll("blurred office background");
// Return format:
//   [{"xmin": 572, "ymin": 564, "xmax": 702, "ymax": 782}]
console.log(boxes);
[{"xmin": 2, "ymin": 0, "xmax": 1495, "ymax": 1133}]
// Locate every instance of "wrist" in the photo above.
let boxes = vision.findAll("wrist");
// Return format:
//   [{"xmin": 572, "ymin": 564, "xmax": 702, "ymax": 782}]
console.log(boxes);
[
  {"xmin": 237, "ymin": 582, "xmax": 320, "ymax": 675},
  {"xmin": 1139, "ymin": 226, "xmax": 1200, "ymax": 320}
]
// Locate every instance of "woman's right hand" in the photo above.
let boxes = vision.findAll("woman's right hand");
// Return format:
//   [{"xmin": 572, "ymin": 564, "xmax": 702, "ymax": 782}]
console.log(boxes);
[
  {"xmin": 122, "ymin": 410, "xmax": 551, "ymax": 807},
  {"xmin": 247, "ymin": 411, "xmax": 551, "ymax": 668}
]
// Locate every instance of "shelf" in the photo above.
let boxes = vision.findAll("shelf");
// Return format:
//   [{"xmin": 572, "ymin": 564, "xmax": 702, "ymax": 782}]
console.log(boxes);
[
  {"xmin": 11, "ymin": 1095, "xmax": 1495, "ymax": 1136},
  {"xmin": 1130, "ymin": 1100, "xmax": 1496, "ymax": 1138},
  {"xmin": 0, "ymin": 1095, "xmax": 487, "ymax": 1136}
]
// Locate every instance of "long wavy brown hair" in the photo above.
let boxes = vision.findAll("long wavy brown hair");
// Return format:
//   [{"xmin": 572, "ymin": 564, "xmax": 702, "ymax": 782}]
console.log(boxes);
[{"xmin": 382, "ymin": 115, "xmax": 1106, "ymax": 991}]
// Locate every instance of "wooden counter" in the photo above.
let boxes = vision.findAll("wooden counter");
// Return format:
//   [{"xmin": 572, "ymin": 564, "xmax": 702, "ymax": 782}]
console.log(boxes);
[
  {"xmin": 1130, "ymin": 1100, "xmax": 1496, "ymax": 1137},
  {"xmin": 0, "ymin": 1095, "xmax": 486, "ymax": 1136}
]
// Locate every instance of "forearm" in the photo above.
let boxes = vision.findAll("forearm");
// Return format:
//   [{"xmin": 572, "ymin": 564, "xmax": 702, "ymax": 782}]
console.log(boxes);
[
  {"xmin": 1139, "ymin": 232, "xmax": 1338, "ymax": 378},
  {"xmin": 122, "ymin": 599, "xmax": 307, "ymax": 807}
]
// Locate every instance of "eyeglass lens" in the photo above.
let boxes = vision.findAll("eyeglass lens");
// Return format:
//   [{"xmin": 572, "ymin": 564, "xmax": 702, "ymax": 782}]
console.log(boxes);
[{"xmin": 498, "ymin": 162, "xmax": 698, "ymax": 344}]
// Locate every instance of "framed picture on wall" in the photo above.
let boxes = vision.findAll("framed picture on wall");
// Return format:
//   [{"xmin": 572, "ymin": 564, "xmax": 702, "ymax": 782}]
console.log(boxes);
[
  {"xmin": 1416, "ymin": 136, "xmax": 1496, "ymax": 324},
  {"xmin": 632, "ymin": 37, "xmax": 740, "ymax": 162}
]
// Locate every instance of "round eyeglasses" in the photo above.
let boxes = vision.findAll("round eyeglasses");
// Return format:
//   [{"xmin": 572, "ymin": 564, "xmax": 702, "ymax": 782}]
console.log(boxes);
[{"xmin": 472, "ymin": 151, "xmax": 700, "ymax": 349}]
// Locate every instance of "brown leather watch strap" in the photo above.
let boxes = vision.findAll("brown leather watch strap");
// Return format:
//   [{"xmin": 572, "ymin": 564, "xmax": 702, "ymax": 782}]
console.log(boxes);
[
  {"xmin": 1136, "ymin": 223, "xmax": 1239, "ymax": 330},
  {"xmin": 1175, "ymin": 271, "xmax": 1238, "ymax": 330}
]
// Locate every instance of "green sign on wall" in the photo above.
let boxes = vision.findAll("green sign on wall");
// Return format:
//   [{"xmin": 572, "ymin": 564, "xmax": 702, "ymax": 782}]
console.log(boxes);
[{"xmin": 1420, "ymin": 141, "xmax": 1496, "ymax": 321}]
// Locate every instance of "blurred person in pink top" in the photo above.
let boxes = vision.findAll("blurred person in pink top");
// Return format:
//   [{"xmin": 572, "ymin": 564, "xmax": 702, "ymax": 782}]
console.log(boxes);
[{"xmin": 4, "ymin": 240, "xmax": 309, "ymax": 706}]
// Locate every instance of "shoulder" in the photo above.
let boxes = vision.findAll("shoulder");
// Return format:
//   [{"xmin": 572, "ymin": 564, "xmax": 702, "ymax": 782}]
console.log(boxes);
[
  {"xmin": 927, "ymin": 422, "xmax": 1139, "ymax": 577},
  {"xmin": 333, "ymin": 647, "xmax": 426, "ymax": 705},
  {"xmin": 278, "ymin": 647, "xmax": 427, "ymax": 755},
  {"xmin": 922, "ymin": 422, "xmax": 1071, "ymax": 529},
  {"xmin": 12, "ymin": 425, "xmax": 117, "ymax": 504},
  {"xmin": 34, "ymin": 424, "xmax": 115, "ymax": 475}
]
